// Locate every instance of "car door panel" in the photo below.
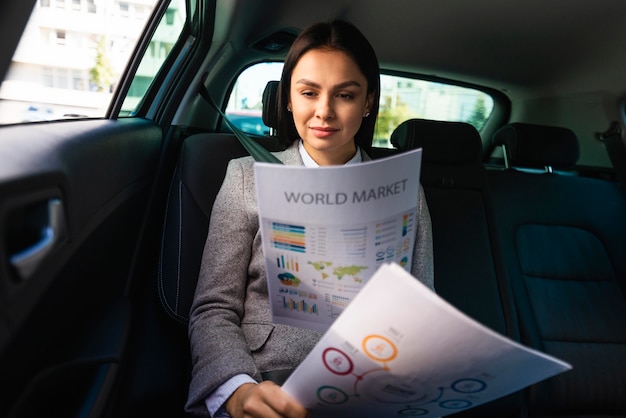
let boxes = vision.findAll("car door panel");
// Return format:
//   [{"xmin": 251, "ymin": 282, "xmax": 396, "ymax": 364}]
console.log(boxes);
[{"xmin": 0, "ymin": 117, "xmax": 162, "ymax": 417}]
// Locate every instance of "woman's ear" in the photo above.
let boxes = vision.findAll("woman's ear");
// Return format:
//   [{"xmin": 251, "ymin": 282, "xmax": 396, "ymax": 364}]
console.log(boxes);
[{"xmin": 364, "ymin": 94, "xmax": 374, "ymax": 117}]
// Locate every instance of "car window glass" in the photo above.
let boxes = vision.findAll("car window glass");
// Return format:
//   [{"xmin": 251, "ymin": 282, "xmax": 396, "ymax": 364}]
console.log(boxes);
[
  {"xmin": 226, "ymin": 63, "xmax": 494, "ymax": 147},
  {"xmin": 0, "ymin": 0, "xmax": 167, "ymax": 125},
  {"xmin": 119, "ymin": 0, "xmax": 187, "ymax": 116},
  {"xmin": 375, "ymin": 75, "xmax": 494, "ymax": 147},
  {"xmin": 225, "ymin": 62, "xmax": 284, "ymax": 136}
]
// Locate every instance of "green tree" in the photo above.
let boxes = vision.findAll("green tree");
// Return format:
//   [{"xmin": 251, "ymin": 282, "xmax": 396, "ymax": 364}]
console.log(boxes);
[
  {"xmin": 89, "ymin": 37, "xmax": 114, "ymax": 92},
  {"xmin": 374, "ymin": 96, "xmax": 415, "ymax": 147},
  {"xmin": 467, "ymin": 96, "xmax": 487, "ymax": 131}
]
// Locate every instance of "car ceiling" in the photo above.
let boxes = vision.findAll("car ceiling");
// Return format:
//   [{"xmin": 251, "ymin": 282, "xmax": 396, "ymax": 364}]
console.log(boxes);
[
  {"xmin": 216, "ymin": 0, "xmax": 626, "ymax": 101},
  {"xmin": 2, "ymin": 0, "xmax": 624, "ymax": 110}
]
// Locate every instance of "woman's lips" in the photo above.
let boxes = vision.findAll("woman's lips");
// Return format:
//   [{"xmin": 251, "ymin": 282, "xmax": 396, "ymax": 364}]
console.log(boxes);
[{"xmin": 310, "ymin": 126, "xmax": 339, "ymax": 138}]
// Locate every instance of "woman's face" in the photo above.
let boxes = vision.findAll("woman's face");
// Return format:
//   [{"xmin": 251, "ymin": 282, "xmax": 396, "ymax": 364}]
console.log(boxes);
[{"xmin": 289, "ymin": 48, "xmax": 372, "ymax": 165}]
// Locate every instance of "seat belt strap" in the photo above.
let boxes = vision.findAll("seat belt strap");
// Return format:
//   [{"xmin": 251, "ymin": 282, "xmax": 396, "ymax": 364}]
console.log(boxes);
[{"xmin": 198, "ymin": 78, "xmax": 283, "ymax": 164}]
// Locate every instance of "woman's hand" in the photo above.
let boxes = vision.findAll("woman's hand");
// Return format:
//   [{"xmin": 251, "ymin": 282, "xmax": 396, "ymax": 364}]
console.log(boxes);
[{"xmin": 225, "ymin": 381, "xmax": 309, "ymax": 418}]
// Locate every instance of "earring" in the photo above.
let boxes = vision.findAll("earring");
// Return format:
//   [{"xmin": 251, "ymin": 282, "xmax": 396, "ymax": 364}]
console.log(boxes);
[
  {"xmin": 364, "ymin": 112, "xmax": 370, "ymax": 118},
  {"xmin": 287, "ymin": 105, "xmax": 292, "ymax": 112}
]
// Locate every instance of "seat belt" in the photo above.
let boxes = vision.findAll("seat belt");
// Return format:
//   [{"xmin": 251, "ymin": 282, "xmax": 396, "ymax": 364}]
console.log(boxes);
[
  {"xmin": 598, "ymin": 121, "xmax": 626, "ymax": 196},
  {"xmin": 198, "ymin": 76, "xmax": 283, "ymax": 164}
]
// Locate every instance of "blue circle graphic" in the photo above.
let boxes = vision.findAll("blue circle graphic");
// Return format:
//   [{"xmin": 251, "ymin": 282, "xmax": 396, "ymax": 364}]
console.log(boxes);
[{"xmin": 451, "ymin": 378, "xmax": 487, "ymax": 393}]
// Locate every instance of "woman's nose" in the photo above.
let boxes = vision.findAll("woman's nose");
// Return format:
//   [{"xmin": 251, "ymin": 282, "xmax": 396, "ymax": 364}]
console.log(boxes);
[{"xmin": 315, "ymin": 95, "xmax": 334, "ymax": 120}]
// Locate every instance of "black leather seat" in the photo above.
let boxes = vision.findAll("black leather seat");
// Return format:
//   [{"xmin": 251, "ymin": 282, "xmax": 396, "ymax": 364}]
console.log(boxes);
[
  {"xmin": 491, "ymin": 122, "xmax": 579, "ymax": 172},
  {"xmin": 158, "ymin": 82, "xmax": 282, "ymax": 324},
  {"xmin": 488, "ymin": 123, "xmax": 626, "ymax": 417},
  {"xmin": 391, "ymin": 118, "xmax": 522, "ymax": 417},
  {"xmin": 391, "ymin": 119, "xmax": 517, "ymax": 334},
  {"xmin": 158, "ymin": 134, "xmax": 249, "ymax": 323}
]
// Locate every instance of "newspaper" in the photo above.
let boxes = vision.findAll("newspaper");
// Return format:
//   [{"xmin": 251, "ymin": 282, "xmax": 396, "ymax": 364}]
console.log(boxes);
[
  {"xmin": 254, "ymin": 148, "xmax": 423, "ymax": 332},
  {"xmin": 281, "ymin": 262, "xmax": 572, "ymax": 417}
]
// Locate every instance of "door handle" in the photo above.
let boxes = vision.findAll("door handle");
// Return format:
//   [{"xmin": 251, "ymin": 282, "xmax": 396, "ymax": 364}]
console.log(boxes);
[{"xmin": 9, "ymin": 198, "xmax": 65, "ymax": 280}]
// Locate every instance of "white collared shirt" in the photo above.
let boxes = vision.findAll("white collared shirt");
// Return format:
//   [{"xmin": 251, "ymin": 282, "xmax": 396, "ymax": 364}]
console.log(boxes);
[{"xmin": 298, "ymin": 139, "xmax": 362, "ymax": 167}]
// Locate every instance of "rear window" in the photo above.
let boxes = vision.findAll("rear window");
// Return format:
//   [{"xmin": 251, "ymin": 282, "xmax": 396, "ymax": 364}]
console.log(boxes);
[{"xmin": 227, "ymin": 62, "xmax": 494, "ymax": 148}]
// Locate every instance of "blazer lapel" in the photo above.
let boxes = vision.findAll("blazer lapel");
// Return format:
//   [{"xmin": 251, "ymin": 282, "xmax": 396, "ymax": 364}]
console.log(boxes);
[{"xmin": 276, "ymin": 142, "xmax": 305, "ymax": 166}]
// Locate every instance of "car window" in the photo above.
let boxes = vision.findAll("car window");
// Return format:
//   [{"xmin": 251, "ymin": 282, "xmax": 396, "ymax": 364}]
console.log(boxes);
[
  {"xmin": 119, "ymin": 0, "xmax": 187, "ymax": 116},
  {"xmin": 0, "ymin": 0, "xmax": 183, "ymax": 125},
  {"xmin": 225, "ymin": 62, "xmax": 284, "ymax": 136},
  {"xmin": 375, "ymin": 75, "xmax": 494, "ymax": 147},
  {"xmin": 226, "ymin": 62, "xmax": 494, "ymax": 147}
]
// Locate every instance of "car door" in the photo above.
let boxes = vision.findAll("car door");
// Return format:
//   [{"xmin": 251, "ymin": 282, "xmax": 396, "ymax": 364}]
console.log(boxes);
[{"xmin": 0, "ymin": 0, "xmax": 198, "ymax": 416}]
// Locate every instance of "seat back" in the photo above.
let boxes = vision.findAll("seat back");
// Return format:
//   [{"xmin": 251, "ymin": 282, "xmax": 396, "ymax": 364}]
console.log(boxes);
[
  {"xmin": 159, "ymin": 82, "xmax": 283, "ymax": 324},
  {"xmin": 488, "ymin": 123, "xmax": 626, "ymax": 416},
  {"xmin": 391, "ymin": 118, "xmax": 522, "ymax": 417},
  {"xmin": 158, "ymin": 134, "xmax": 249, "ymax": 323},
  {"xmin": 391, "ymin": 118, "xmax": 517, "ymax": 334},
  {"xmin": 492, "ymin": 122, "xmax": 579, "ymax": 172}
]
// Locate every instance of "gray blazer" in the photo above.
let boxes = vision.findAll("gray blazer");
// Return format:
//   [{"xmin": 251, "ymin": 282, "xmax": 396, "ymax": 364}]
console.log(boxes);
[{"xmin": 186, "ymin": 142, "xmax": 434, "ymax": 415}]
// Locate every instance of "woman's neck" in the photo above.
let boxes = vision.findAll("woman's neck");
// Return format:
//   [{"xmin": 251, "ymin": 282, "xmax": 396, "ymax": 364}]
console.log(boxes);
[{"xmin": 301, "ymin": 142, "xmax": 358, "ymax": 166}]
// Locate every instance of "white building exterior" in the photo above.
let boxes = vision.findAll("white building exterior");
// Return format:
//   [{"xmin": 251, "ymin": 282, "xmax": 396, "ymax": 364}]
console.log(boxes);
[{"xmin": 0, "ymin": 0, "xmax": 159, "ymax": 123}]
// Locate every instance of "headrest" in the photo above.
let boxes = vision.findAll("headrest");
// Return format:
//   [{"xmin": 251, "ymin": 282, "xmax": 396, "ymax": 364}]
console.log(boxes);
[
  {"xmin": 390, "ymin": 118, "xmax": 482, "ymax": 165},
  {"xmin": 262, "ymin": 80, "xmax": 279, "ymax": 129},
  {"xmin": 492, "ymin": 123, "xmax": 579, "ymax": 169}
]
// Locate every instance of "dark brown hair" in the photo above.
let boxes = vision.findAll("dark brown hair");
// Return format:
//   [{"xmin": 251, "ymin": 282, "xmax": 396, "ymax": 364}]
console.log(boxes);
[{"xmin": 277, "ymin": 20, "xmax": 380, "ymax": 154}]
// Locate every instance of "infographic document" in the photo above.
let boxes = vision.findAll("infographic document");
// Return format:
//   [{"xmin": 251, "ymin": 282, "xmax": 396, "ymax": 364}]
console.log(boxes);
[
  {"xmin": 254, "ymin": 149, "xmax": 422, "ymax": 332},
  {"xmin": 282, "ymin": 263, "xmax": 572, "ymax": 418}
]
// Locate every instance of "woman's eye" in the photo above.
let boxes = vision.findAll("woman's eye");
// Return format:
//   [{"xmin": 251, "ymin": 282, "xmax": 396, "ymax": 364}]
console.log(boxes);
[
  {"xmin": 337, "ymin": 93, "xmax": 354, "ymax": 100},
  {"xmin": 301, "ymin": 91, "xmax": 316, "ymax": 97}
]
